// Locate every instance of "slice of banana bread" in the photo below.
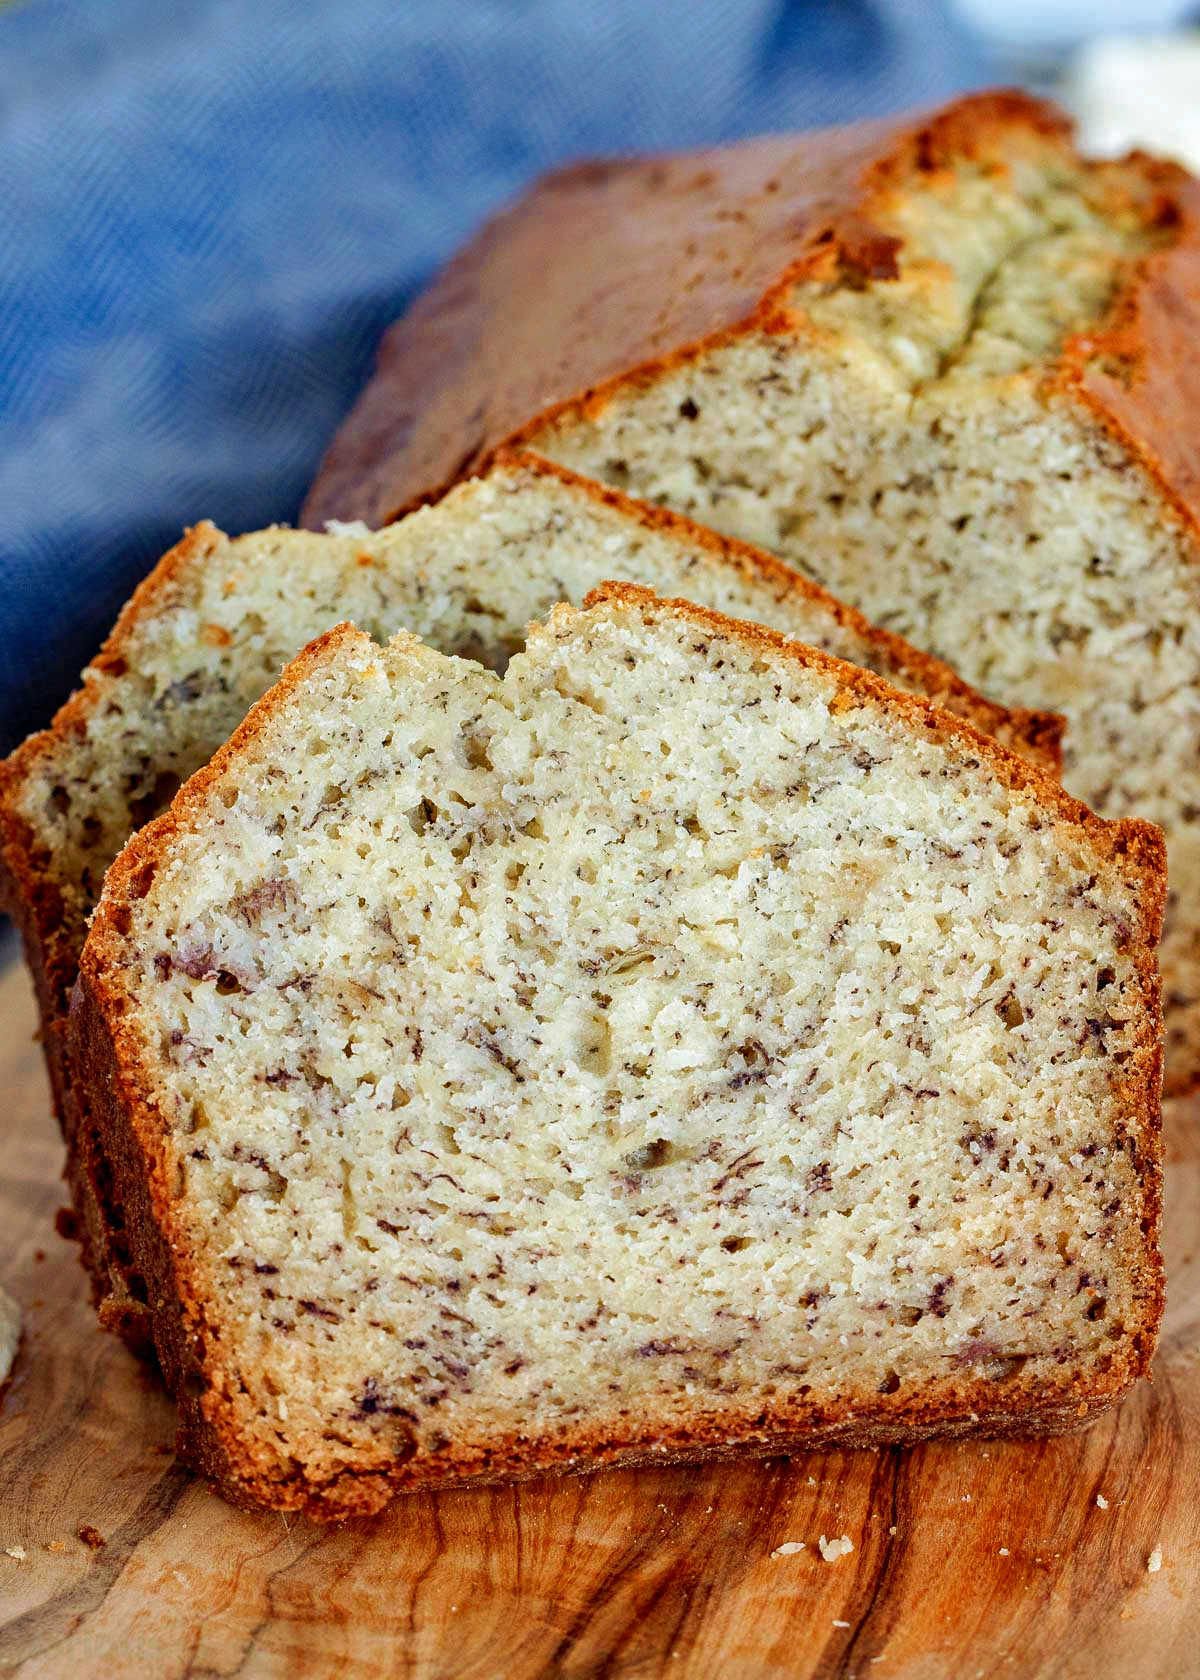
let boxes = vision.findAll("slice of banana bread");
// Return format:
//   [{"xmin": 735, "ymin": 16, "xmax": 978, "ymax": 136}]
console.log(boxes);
[
  {"xmin": 300, "ymin": 89, "xmax": 1200, "ymax": 1093},
  {"xmin": 71, "ymin": 585, "xmax": 1164, "ymax": 1518}
]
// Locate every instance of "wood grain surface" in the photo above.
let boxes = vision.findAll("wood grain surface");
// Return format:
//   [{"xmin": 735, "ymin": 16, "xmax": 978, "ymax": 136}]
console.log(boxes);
[{"xmin": 0, "ymin": 958, "xmax": 1196, "ymax": 1680}]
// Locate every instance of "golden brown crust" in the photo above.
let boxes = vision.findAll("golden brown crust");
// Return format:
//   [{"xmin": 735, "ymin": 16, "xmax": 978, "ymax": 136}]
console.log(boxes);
[
  {"xmin": 1058, "ymin": 163, "xmax": 1200, "ymax": 537},
  {"xmin": 66, "ymin": 1078, "xmax": 155, "ymax": 1348},
  {"xmin": 71, "ymin": 597, "xmax": 1164, "ymax": 1520},
  {"xmin": 201, "ymin": 1395, "xmax": 1138, "ymax": 1521},
  {"xmin": 299, "ymin": 87, "xmax": 1161, "ymax": 538}
]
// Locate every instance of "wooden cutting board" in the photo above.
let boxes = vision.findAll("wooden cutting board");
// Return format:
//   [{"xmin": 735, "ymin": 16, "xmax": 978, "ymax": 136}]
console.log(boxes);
[{"xmin": 0, "ymin": 959, "xmax": 1196, "ymax": 1680}]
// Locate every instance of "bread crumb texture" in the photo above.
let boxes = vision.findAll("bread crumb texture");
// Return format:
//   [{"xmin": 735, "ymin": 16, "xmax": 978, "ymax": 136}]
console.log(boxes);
[
  {"xmin": 533, "ymin": 119, "xmax": 1200, "ymax": 1087},
  {"xmin": 819, "ymin": 1535, "xmax": 855, "ymax": 1563},
  {"xmin": 81, "ymin": 591, "xmax": 1162, "ymax": 1513}
]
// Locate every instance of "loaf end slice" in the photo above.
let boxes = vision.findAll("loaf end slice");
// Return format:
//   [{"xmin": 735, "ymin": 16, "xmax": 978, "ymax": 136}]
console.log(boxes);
[{"xmin": 72, "ymin": 589, "xmax": 1164, "ymax": 1517}]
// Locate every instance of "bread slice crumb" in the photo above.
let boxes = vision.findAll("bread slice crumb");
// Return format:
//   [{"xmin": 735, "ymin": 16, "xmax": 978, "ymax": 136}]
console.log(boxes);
[
  {"xmin": 771, "ymin": 1541, "xmax": 806, "ymax": 1557},
  {"xmin": 1147, "ymin": 1547, "xmax": 1163, "ymax": 1573},
  {"xmin": 1096, "ymin": 1493, "xmax": 1109, "ymax": 1509},
  {"xmin": 999, "ymin": 1547, "xmax": 1010, "ymax": 1556},
  {"xmin": 4, "ymin": 1547, "xmax": 26, "ymax": 1562},
  {"xmin": 819, "ymin": 1535, "xmax": 855, "ymax": 1563}
]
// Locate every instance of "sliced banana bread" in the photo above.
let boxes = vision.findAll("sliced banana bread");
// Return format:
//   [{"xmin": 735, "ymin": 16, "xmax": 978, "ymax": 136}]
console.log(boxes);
[
  {"xmin": 71, "ymin": 585, "xmax": 1164, "ymax": 1518},
  {"xmin": 0, "ymin": 452, "xmax": 1058, "ymax": 1128},
  {"xmin": 1, "ymin": 455, "xmax": 1058, "ymax": 1349},
  {"xmin": 301, "ymin": 89, "xmax": 1200, "ymax": 1092}
]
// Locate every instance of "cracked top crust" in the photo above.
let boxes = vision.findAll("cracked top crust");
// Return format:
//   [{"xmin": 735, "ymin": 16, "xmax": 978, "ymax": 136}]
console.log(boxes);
[{"xmin": 301, "ymin": 89, "xmax": 1199, "ymax": 533}]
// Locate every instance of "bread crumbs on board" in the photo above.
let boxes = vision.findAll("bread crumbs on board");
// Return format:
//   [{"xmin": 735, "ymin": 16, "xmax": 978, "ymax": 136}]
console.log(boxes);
[
  {"xmin": 1147, "ymin": 1548, "xmax": 1163, "ymax": 1573},
  {"xmin": 819, "ymin": 1535, "xmax": 854, "ymax": 1562}
]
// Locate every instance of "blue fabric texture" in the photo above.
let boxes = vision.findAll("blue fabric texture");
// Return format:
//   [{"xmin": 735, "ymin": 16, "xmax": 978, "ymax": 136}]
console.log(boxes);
[{"xmin": 0, "ymin": 0, "xmax": 989, "ymax": 751}]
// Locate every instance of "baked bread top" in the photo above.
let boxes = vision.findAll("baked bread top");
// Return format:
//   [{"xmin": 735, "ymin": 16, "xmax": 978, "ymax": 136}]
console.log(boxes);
[
  {"xmin": 301, "ymin": 90, "xmax": 1196, "ymax": 533},
  {"xmin": 72, "ymin": 586, "xmax": 1164, "ymax": 1518}
]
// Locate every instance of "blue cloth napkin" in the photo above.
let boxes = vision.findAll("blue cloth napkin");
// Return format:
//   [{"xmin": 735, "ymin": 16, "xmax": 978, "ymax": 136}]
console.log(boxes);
[{"xmin": 0, "ymin": 0, "xmax": 989, "ymax": 752}]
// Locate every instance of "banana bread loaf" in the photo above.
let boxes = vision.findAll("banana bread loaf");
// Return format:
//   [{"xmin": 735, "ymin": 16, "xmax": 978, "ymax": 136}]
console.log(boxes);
[{"xmin": 301, "ymin": 89, "xmax": 1200, "ymax": 1092}]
